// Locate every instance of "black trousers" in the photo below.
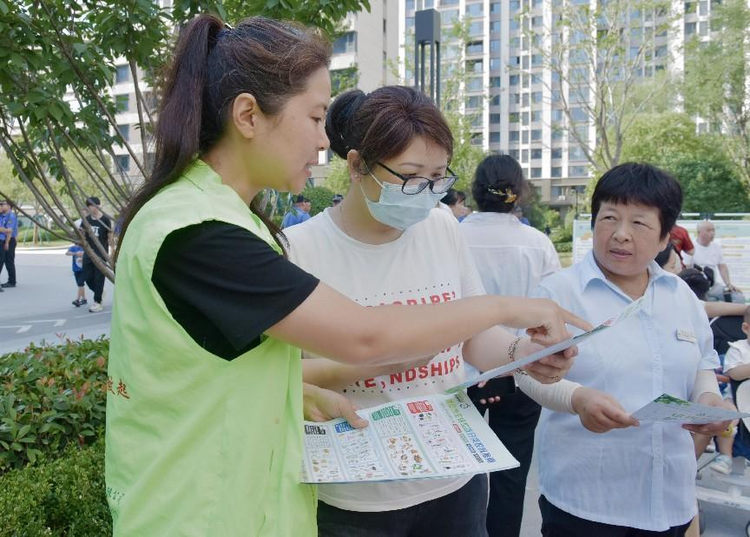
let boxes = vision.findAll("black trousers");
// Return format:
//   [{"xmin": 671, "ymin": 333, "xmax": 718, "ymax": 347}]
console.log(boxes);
[
  {"xmin": 485, "ymin": 390, "xmax": 541, "ymax": 537},
  {"xmin": 80, "ymin": 258, "xmax": 105, "ymax": 304},
  {"xmin": 539, "ymin": 495, "xmax": 690, "ymax": 537},
  {"xmin": 0, "ymin": 237, "xmax": 16, "ymax": 284}
]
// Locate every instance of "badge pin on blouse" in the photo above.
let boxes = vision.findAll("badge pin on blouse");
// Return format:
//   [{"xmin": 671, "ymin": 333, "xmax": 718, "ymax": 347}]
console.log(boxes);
[{"xmin": 676, "ymin": 329, "xmax": 697, "ymax": 343}]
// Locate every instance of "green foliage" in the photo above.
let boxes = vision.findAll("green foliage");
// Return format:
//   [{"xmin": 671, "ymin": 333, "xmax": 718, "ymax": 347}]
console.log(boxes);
[
  {"xmin": 520, "ymin": 186, "xmax": 546, "ymax": 231},
  {"xmin": 331, "ymin": 65, "xmax": 360, "ymax": 98},
  {"xmin": 0, "ymin": 439, "xmax": 110, "ymax": 537},
  {"xmin": 618, "ymin": 112, "xmax": 750, "ymax": 213},
  {"xmin": 301, "ymin": 185, "xmax": 335, "ymax": 217},
  {"xmin": 683, "ymin": 0, "xmax": 750, "ymax": 183},
  {"xmin": 0, "ymin": 338, "xmax": 109, "ymax": 473},
  {"xmin": 323, "ymin": 157, "xmax": 352, "ymax": 197}
]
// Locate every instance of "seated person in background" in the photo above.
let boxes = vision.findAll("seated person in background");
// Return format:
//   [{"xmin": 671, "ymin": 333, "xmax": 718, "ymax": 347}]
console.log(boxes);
[
  {"xmin": 670, "ymin": 222, "xmax": 694, "ymax": 267},
  {"xmin": 684, "ymin": 220, "xmax": 744, "ymax": 302},
  {"xmin": 527, "ymin": 162, "xmax": 731, "ymax": 536},
  {"xmin": 724, "ymin": 307, "xmax": 750, "ymax": 385}
]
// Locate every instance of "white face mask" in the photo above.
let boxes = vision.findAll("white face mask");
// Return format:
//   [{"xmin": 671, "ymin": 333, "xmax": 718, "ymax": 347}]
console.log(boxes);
[{"xmin": 360, "ymin": 172, "xmax": 444, "ymax": 230}]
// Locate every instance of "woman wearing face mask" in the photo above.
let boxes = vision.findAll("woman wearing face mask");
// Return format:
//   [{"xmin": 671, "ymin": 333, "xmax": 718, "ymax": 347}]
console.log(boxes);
[{"xmin": 285, "ymin": 86, "xmax": 589, "ymax": 537}]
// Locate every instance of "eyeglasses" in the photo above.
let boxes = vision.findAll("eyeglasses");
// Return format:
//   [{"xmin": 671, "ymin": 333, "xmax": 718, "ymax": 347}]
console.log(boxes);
[{"xmin": 376, "ymin": 162, "xmax": 459, "ymax": 195}]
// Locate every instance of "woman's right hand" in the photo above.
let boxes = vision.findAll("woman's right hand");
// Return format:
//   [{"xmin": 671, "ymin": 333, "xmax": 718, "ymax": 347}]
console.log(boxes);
[
  {"xmin": 571, "ymin": 387, "xmax": 639, "ymax": 433},
  {"xmin": 505, "ymin": 298, "xmax": 593, "ymax": 346}
]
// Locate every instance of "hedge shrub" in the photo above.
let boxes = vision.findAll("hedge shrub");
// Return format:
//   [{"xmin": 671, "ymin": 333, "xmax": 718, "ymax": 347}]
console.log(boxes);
[
  {"xmin": 0, "ymin": 439, "xmax": 111, "ymax": 536},
  {"xmin": 0, "ymin": 338, "xmax": 109, "ymax": 472}
]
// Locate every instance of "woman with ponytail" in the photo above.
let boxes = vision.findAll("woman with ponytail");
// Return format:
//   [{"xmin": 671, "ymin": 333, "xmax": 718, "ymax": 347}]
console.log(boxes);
[
  {"xmin": 286, "ymin": 87, "xmax": 587, "ymax": 536},
  {"xmin": 107, "ymin": 16, "xmax": 587, "ymax": 535},
  {"xmin": 460, "ymin": 154, "xmax": 562, "ymax": 537}
]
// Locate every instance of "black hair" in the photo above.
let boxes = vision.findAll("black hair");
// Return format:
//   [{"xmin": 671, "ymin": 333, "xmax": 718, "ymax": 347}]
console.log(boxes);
[
  {"xmin": 654, "ymin": 242, "xmax": 675, "ymax": 268},
  {"xmin": 116, "ymin": 15, "xmax": 331, "ymax": 261},
  {"xmin": 471, "ymin": 154, "xmax": 528, "ymax": 213},
  {"xmin": 591, "ymin": 163, "xmax": 682, "ymax": 238},
  {"xmin": 440, "ymin": 189, "xmax": 466, "ymax": 206},
  {"xmin": 326, "ymin": 86, "xmax": 453, "ymax": 173},
  {"xmin": 679, "ymin": 268, "xmax": 710, "ymax": 301},
  {"xmin": 86, "ymin": 196, "xmax": 101, "ymax": 207},
  {"xmin": 293, "ymin": 194, "xmax": 305, "ymax": 204}
]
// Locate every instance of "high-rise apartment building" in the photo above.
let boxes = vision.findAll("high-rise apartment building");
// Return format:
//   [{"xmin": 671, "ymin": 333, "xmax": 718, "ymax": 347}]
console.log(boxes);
[{"xmin": 390, "ymin": 0, "xmax": 731, "ymax": 209}]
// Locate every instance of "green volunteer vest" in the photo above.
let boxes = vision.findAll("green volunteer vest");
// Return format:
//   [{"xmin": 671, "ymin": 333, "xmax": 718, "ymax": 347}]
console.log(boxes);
[{"xmin": 105, "ymin": 160, "xmax": 316, "ymax": 536}]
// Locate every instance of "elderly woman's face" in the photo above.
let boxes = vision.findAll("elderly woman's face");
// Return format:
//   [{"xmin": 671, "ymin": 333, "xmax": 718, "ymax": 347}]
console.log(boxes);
[{"xmin": 593, "ymin": 201, "xmax": 669, "ymax": 283}]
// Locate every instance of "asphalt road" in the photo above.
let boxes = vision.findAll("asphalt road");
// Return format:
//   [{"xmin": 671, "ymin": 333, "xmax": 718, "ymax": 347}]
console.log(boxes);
[
  {"xmin": 0, "ymin": 248, "xmax": 113, "ymax": 354},
  {"xmin": 2, "ymin": 249, "xmax": 748, "ymax": 536}
]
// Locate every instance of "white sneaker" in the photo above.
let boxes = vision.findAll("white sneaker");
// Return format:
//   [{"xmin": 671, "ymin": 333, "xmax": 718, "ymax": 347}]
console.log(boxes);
[
  {"xmin": 705, "ymin": 442, "xmax": 716, "ymax": 453},
  {"xmin": 709, "ymin": 454, "xmax": 732, "ymax": 475},
  {"xmin": 89, "ymin": 302, "xmax": 103, "ymax": 313}
]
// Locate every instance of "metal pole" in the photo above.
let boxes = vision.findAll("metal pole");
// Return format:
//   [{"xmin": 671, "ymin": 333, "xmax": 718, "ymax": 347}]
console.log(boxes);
[
  {"xmin": 436, "ymin": 41, "xmax": 441, "ymax": 107},
  {"xmin": 420, "ymin": 43, "xmax": 426, "ymax": 92},
  {"xmin": 429, "ymin": 41, "xmax": 435, "ymax": 101}
]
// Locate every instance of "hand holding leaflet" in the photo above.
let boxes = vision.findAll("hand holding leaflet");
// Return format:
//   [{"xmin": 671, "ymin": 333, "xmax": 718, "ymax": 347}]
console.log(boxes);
[
  {"xmin": 631, "ymin": 393, "xmax": 750, "ymax": 424},
  {"xmin": 446, "ymin": 296, "xmax": 644, "ymax": 394}
]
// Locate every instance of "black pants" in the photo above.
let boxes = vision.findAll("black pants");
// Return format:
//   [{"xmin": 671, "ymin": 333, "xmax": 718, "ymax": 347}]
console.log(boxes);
[
  {"xmin": 486, "ymin": 390, "xmax": 541, "ymax": 537},
  {"xmin": 0, "ymin": 237, "xmax": 16, "ymax": 284},
  {"xmin": 80, "ymin": 258, "xmax": 105, "ymax": 304},
  {"xmin": 539, "ymin": 495, "xmax": 690, "ymax": 537},
  {"xmin": 317, "ymin": 474, "xmax": 489, "ymax": 537}
]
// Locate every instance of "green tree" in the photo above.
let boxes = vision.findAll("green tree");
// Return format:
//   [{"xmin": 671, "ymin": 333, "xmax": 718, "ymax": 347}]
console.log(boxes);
[
  {"xmin": 683, "ymin": 0, "xmax": 750, "ymax": 185},
  {"xmin": 522, "ymin": 0, "xmax": 677, "ymax": 173},
  {"xmin": 0, "ymin": 0, "xmax": 369, "ymax": 279},
  {"xmin": 619, "ymin": 112, "xmax": 750, "ymax": 213}
]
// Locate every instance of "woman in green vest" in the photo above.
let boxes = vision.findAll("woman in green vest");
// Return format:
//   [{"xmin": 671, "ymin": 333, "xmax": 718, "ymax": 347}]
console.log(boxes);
[{"xmin": 106, "ymin": 14, "xmax": 589, "ymax": 536}]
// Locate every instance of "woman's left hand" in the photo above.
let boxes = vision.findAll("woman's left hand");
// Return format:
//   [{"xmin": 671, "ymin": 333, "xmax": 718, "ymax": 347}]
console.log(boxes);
[
  {"xmin": 303, "ymin": 383, "xmax": 368, "ymax": 428},
  {"xmin": 682, "ymin": 393, "xmax": 734, "ymax": 436},
  {"xmin": 517, "ymin": 338, "xmax": 577, "ymax": 385}
]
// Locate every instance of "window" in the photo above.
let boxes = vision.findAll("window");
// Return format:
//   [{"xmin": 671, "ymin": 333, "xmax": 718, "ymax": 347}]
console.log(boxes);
[
  {"xmin": 116, "ymin": 124, "xmax": 129, "ymax": 142},
  {"xmin": 685, "ymin": 1, "xmax": 697, "ymax": 14},
  {"xmin": 490, "ymin": 76, "xmax": 502, "ymax": 88},
  {"xmin": 531, "ymin": 167, "xmax": 542, "ymax": 178},
  {"xmin": 509, "ymin": 74, "xmax": 520, "ymax": 86},
  {"xmin": 115, "ymin": 94, "xmax": 129, "ymax": 113},
  {"xmin": 466, "ymin": 96, "xmax": 482, "ymax": 109},
  {"xmin": 467, "ymin": 59, "xmax": 483, "ymax": 74},
  {"xmin": 569, "ymin": 165, "xmax": 588, "ymax": 177},
  {"xmin": 491, "ymin": 39, "xmax": 501, "ymax": 52},
  {"xmin": 532, "ymin": 16, "xmax": 543, "ymax": 27},
  {"xmin": 569, "ymin": 145, "xmax": 586, "ymax": 160},
  {"xmin": 551, "ymin": 109, "xmax": 564, "ymax": 122},
  {"xmin": 531, "ymin": 148, "xmax": 543, "ymax": 159},
  {"xmin": 521, "ymin": 149, "xmax": 529, "ymax": 163},
  {"xmin": 469, "ymin": 22, "xmax": 483, "ymax": 36},
  {"xmin": 551, "ymin": 166, "xmax": 562, "ymax": 177},
  {"xmin": 522, "ymin": 56, "xmax": 529, "ymax": 69},
  {"xmin": 406, "ymin": 0, "xmax": 415, "ymax": 9},
  {"xmin": 466, "ymin": 77, "xmax": 483, "ymax": 91},
  {"xmin": 406, "ymin": 17, "xmax": 415, "ymax": 31},
  {"xmin": 471, "ymin": 133, "xmax": 483, "ymax": 146},
  {"xmin": 699, "ymin": 1, "xmax": 708, "ymax": 15},
  {"xmin": 491, "ymin": 95, "xmax": 501, "ymax": 106},
  {"xmin": 522, "ymin": 93, "xmax": 530, "ymax": 107},
  {"xmin": 466, "ymin": 41, "xmax": 484, "ymax": 55},
  {"xmin": 509, "ymin": 18, "xmax": 520, "ymax": 30},
  {"xmin": 532, "ymin": 54, "xmax": 543, "ymax": 66},
  {"xmin": 509, "ymin": 149, "xmax": 520, "ymax": 159},
  {"xmin": 491, "ymin": 2, "xmax": 501, "ymax": 14},
  {"xmin": 490, "ymin": 58, "xmax": 502, "ymax": 71},
  {"xmin": 333, "ymin": 32, "xmax": 357, "ymax": 54},
  {"xmin": 490, "ymin": 21, "xmax": 501, "ymax": 33},
  {"xmin": 510, "ymin": 1, "xmax": 520, "ymax": 12},
  {"xmin": 115, "ymin": 155, "xmax": 130, "ymax": 172},
  {"xmin": 490, "ymin": 132, "xmax": 501, "ymax": 143},
  {"xmin": 531, "ymin": 110, "xmax": 542, "ymax": 122},
  {"xmin": 531, "ymin": 129, "xmax": 542, "ymax": 141},
  {"xmin": 466, "ymin": 3, "xmax": 483, "ymax": 16},
  {"xmin": 551, "ymin": 89, "xmax": 562, "ymax": 102},
  {"xmin": 443, "ymin": 9, "xmax": 459, "ymax": 24},
  {"xmin": 522, "ymin": 111, "xmax": 530, "ymax": 126},
  {"xmin": 532, "ymin": 91, "xmax": 543, "ymax": 104},
  {"xmin": 490, "ymin": 113, "xmax": 501, "ymax": 124},
  {"xmin": 551, "ymin": 148, "xmax": 563, "ymax": 159},
  {"xmin": 441, "ymin": 0, "xmax": 458, "ymax": 5},
  {"xmin": 512, "ymin": 93, "xmax": 520, "ymax": 104},
  {"xmin": 509, "ymin": 112, "xmax": 520, "ymax": 123},
  {"xmin": 531, "ymin": 74, "xmax": 543, "ymax": 85},
  {"xmin": 115, "ymin": 64, "xmax": 130, "ymax": 84},
  {"xmin": 685, "ymin": 21, "xmax": 696, "ymax": 35},
  {"xmin": 509, "ymin": 130, "xmax": 520, "ymax": 142},
  {"xmin": 571, "ymin": 107, "xmax": 587, "ymax": 122},
  {"xmin": 522, "ymin": 130, "xmax": 529, "ymax": 143},
  {"xmin": 552, "ymin": 126, "xmax": 564, "ymax": 140}
]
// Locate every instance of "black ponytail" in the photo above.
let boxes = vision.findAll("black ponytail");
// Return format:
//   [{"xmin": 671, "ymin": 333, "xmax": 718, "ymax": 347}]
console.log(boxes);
[{"xmin": 116, "ymin": 15, "xmax": 331, "ymax": 262}]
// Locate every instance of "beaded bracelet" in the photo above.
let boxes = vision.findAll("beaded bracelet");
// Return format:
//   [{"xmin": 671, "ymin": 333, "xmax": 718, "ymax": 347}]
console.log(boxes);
[{"xmin": 508, "ymin": 336, "xmax": 527, "ymax": 375}]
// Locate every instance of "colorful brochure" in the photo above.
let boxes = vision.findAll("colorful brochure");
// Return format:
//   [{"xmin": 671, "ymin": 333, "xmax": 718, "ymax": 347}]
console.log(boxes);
[
  {"xmin": 300, "ymin": 391, "xmax": 519, "ymax": 484},
  {"xmin": 631, "ymin": 393, "xmax": 750, "ymax": 424},
  {"xmin": 445, "ymin": 296, "xmax": 645, "ymax": 393}
]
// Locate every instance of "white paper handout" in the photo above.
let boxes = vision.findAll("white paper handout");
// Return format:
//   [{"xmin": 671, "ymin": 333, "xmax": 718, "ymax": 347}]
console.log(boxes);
[
  {"xmin": 631, "ymin": 393, "xmax": 750, "ymax": 424},
  {"xmin": 300, "ymin": 391, "xmax": 519, "ymax": 484},
  {"xmin": 445, "ymin": 296, "xmax": 645, "ymax": 394}
]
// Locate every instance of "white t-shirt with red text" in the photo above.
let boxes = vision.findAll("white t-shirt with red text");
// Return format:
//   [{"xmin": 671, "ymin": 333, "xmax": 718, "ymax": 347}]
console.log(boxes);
[{"xmin": 285, "ymin": 207, "xmax": 485, "ymax": 512}]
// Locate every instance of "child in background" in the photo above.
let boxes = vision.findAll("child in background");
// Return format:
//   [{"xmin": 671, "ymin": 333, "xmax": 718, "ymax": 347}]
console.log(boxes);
[{"xmin": 66, "ymin": 243, "xmax": 87, "ymax": 307}]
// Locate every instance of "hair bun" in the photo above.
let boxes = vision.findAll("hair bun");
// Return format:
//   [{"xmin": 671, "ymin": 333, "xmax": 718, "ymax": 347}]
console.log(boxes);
[{"xmin": 326, "ymin": 89, "xmax": 367, "ymax": 159}]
